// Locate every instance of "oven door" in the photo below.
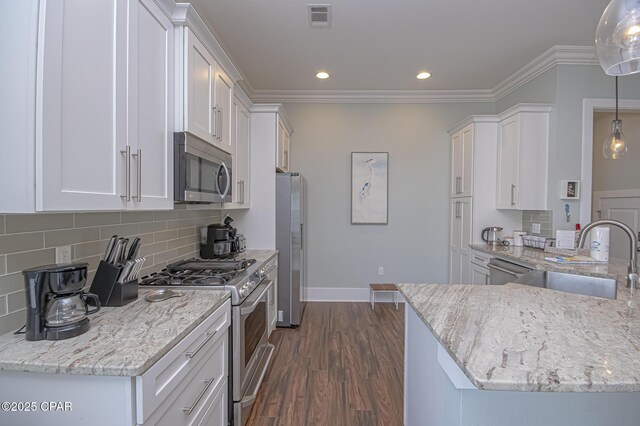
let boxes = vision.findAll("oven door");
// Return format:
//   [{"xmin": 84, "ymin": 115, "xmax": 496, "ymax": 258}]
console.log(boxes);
[{"xmin": 233, "ymin": 279, "xmax": 271, "ymax": 400}]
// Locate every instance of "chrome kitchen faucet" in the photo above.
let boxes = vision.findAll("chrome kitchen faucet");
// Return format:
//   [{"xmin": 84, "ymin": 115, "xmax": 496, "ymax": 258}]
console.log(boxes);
[{"xmin": 578, "ymin": 219, "xmax": 638, "ymax": 290}]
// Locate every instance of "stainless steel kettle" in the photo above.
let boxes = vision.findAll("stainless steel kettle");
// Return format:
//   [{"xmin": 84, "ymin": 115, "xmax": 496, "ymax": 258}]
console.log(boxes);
[{"xmin": 481, "ymin": 226, "xmax": 503, "ymax": 245}]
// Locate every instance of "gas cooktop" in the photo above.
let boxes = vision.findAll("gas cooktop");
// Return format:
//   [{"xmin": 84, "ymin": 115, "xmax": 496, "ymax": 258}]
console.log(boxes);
[{"xmin": 139, "ymin": 258, "xmax": 257, "ymax": 287}]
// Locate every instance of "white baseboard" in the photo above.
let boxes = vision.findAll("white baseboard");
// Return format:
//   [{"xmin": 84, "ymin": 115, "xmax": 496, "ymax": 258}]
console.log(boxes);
[{"xmin": 303, "ymin": 286, "xmax": 405, "ymax": 303}]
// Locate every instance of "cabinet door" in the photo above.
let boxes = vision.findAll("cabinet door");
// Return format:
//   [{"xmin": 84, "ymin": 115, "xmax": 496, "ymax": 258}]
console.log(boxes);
[
  {"xmin": 38, "ymin": 0, "xmax": 127, "ymax": 211},
  {"xmin": 470, "ymin": 263, "xmax": 490, "ymax": 285},
  {"xmin": 128, "ymin": 0, "xmax": 173, "ymax": 210},
  {"xmin": 496, "ymin": 115, "xmax": 520, "ymax": 209},
  {"xmin": 186, "ymin": 31, "xmax": 215, "ymax": 143},
  {"xmin": 234, "ymin": 98, "xmax": 251, "ymax": 206},
  {"xmin": 277, "ymin": 119, "xmax": 287, "ymax": 171},
  {"xmin": 449, "ymin": 198, "xmax": 472, "ymax": 284},
  {"xmin": 213, "ymin": 67, "xmax": 233, "ymax": 154},
  {"xmin": 450, "ymin": 130, "xmax": 462, "ymax": 197},
  {"xmin": 460, "ymin": 124, "xmax": 473, "ymax": 197},
  {"xmin": 450, "ymin": 125, "xmax": 472, "ymax": 198}
]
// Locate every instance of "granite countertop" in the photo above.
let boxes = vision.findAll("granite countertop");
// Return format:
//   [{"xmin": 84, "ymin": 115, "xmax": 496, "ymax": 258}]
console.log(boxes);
[
  {"xmin": 0, "ymin": 289, "xmax": 230, "ymax": 377},
  {"xmin": 399, "ymin": 282, "xmax": 640, "ymax": 392},
  {"xmin": 234, "ymin": 249, "xmax": 278, "ymax": 264}
]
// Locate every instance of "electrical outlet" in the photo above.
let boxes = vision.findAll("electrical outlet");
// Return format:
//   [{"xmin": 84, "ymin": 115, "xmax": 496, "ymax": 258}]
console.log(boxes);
[
  {"xmin": 278, "ymin": 310, "xmax": 284, "ymax": 322},
  {"xmin": 55, "ymin": 245, "xmax": 72, "ymax": 264},
  {"xmin": 378, "ymin": 267, "xmax": 384, "ymax": 276},
  {"xmin": 532, "ymin": 223, "xmax": 541, "ymax": 234}
]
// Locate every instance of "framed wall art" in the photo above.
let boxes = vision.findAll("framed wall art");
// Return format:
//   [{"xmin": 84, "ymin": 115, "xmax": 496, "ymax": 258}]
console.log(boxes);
[
  {"xmin": 351, "ymin": 152, "xmax": 388, "ymax": 224},
  {"xmin": 560, "ymin": 180, "xmax": 580, "ymax": 200}
]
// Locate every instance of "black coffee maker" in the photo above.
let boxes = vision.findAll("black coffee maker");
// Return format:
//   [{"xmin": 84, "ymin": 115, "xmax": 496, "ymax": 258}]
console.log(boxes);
[
  {"xmin": 22, "ymin": 263, "xmax": 100, "ymax": 341},
  {"xmin": 200, "ymin": 215, "xmax": 237, "ymax": 259}
]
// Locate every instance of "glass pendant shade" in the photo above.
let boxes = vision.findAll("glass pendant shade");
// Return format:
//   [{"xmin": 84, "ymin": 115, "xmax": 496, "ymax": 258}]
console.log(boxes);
[
  {"xmin": 603, "ymin": 119, "xmax": 628, "ymax": 159},
  {"xmin": 596, "ymin": 0, "xmax": 640, "ymax": 75}
]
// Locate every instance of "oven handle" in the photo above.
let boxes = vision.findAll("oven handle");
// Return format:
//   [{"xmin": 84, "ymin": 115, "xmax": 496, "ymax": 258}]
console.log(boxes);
[
  {"xmin": 240, "ymin": 280, "xmax": 272, "ymax": 316},
  {"xmin": 240, "ymin": 343, "xmax": 275, "ymax": 409}
]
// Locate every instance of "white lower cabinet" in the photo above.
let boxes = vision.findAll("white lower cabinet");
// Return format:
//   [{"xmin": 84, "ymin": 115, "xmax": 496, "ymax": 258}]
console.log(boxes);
[
  {"xmin": 0, "ymin": 300, "xmax": 231, "ymax": 426},
  {"xmin": 449, "ymin": 198, "xmax": 472, "ymax": 284}
]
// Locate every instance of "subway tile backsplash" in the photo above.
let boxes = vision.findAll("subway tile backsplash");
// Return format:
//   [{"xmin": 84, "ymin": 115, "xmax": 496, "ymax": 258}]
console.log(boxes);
[
  {"xmin": 0, "ymin": 207, "xmax": 221, "ymax": 335},
  {"xmin": 522, "ymin": 210, "xmax": 553, "ymax": 238}
]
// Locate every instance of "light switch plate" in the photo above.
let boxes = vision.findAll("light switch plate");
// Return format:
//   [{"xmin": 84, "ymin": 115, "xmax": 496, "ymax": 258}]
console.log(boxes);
[
  {"xmin": 532, "ymin": 223, "xmax": 541, "ymax": 234},
  {"xmin": 55, "ymin": 245, "xmax": 72, "ymax": 263}
]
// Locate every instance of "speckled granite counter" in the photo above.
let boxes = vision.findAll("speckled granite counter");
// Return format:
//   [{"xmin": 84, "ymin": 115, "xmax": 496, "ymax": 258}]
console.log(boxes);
[
  {"xmin": 0, "ymin": 289, "xmax": 230, "ymax": 376},
  {"xmin": 234, "ymin": 249, "xmax": 278, "ymax": 264},
  {"xmin": 399, "ymin": 282, "xmax": 640, "ymax": 392}
]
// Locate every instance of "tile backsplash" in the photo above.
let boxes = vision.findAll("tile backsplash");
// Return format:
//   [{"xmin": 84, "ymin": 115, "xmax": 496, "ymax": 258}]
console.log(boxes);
[
  {"xmin": 522, "ymin": 210, "xmax": 553, "ymax": 238},
  {"xmin": 0, "ymin": 207, "xmax": 221, "ymax": 335}
]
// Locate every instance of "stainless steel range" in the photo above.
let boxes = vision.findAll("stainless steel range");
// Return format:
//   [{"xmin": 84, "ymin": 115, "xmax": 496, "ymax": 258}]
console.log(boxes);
[{"xmin": 140, "ymin": 256, "xmax": 277, "ymax": 426}]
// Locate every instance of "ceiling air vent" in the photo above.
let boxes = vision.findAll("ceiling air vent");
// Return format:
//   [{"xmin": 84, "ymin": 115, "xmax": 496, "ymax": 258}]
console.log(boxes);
[{"xmin": 308, "ymin": 4, "xmax": 331, "ymax": 28}]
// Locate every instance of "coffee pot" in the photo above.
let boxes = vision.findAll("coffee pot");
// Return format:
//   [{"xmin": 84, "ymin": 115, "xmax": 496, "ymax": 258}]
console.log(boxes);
[
  {"xmin": 481, "ymin": 226, "xmax": 503, "ymax": 246},
  {"xmin": 22, "ymin": 263, "xmax": 100, "ymax": 341}
]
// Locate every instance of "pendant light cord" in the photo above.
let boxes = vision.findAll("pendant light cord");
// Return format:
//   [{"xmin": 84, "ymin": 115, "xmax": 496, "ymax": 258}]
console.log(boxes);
[{"xmin": 615, "ymin": 76, "xmax": 619, "ymax": 121}]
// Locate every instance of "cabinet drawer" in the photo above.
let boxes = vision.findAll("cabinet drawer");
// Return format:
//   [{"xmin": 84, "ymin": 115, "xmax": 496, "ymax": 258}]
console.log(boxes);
[
  {"xmin": 470, "ymin": 251, "xmax": 491, "ymax": 268},
  {"xmin": 143, "ymin": 332, "xmax": 228, "ymax": 425},
  {"xmin": 197, "ymin": 377, "xmax": 228, "ymax": 426},
  {"xmin": 136, "ymin": 299, "xmax": 230, "ymax": 424}
]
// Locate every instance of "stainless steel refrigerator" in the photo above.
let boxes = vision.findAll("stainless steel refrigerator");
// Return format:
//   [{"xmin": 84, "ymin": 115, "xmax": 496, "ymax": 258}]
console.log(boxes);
[{"xmin": 276, "ymin": 172, "xmax": 306, "ymax": 327}]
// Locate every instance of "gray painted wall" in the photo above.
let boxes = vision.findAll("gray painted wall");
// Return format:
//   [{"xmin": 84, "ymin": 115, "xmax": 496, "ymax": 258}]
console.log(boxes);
[
  {"xmin": 284, "ymin": 102, "xmax": 493, "ymax": 290},
  {"xmin": 592, "ymin": 112, "xmax": 640, "ymax": 192}
]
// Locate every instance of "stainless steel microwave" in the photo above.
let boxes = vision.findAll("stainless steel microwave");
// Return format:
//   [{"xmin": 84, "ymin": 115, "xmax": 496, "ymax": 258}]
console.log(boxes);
[{"xmin": 174, "ymin": 132, "xmax": 232, "ymax": 203}]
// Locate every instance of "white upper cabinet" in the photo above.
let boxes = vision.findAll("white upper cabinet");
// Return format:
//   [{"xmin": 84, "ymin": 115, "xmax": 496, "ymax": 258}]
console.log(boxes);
[
  {"xmin": 277, "ymin": 117, "xmax": 291, "ymax": 172},
  {"xmin": 37, "ymin": 0, "xmax": 127, "ymax": 211},
  {"xmin": 496, "ymin": 104, "xmax": 551, "ymax": 210},
  {"xmin": 184, "ymin": 29, "xmax": 233, "ymax": 154},
  {"xmin": 29, "ymin": 0, "xmax": 173, "ymax": 211},
  {"xmin": 128, "ymin": 0, "xmax": 174, "ymax": 210},
  {"xmin": 450, "ymin": 123, "xmax": 473, "ymax": 198},
  {"xmin": 224, "ymin": 93, "xmax": 251, "ymax": 209}
]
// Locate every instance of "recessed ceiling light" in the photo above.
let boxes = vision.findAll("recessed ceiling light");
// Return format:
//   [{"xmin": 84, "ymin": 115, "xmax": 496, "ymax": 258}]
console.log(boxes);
[
  {"xmin": 316, "ymin": 71, "xmax": 330, "ymax": 79},
  {"xmin": 416, "ymin": 72, "xmax": 431, "ymax": 80}
]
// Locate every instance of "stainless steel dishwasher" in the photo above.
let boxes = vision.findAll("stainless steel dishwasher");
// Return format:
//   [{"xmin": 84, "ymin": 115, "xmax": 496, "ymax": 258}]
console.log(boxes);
[{"xmin": 487, "ymin": 258, "xmax": 534, "ymax": 285}]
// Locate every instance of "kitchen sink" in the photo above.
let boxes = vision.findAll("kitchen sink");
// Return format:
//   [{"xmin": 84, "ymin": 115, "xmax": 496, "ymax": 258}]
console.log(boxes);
[{"xmin": 513, "ymin": 270, "xmax": 617, "ymax": 300}]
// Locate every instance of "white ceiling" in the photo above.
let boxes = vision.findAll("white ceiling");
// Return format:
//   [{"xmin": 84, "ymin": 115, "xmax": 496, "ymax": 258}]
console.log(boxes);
[{"xmin": 188, "ymin": 0, "xmax": 609, "ymax": 92}]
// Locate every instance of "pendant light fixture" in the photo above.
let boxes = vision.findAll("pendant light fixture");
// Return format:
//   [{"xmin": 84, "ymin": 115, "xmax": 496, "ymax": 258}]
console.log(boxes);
[
  {"xmin": 595, "ymin": 0, "xmax": 640, "ymax": 76},
  {"xmin": 603, "ymin": 76, "xmax": 628, "ymax": 159}
]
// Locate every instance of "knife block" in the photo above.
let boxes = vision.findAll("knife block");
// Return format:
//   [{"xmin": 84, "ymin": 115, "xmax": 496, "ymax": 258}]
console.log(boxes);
[{"xmin": 90, "ymin": 260, "xmax": 138, "ymax": 307}]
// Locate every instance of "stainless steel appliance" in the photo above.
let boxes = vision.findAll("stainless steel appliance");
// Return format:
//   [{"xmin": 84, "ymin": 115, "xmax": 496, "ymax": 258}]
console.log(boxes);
[
  {"xmin": 488, "ymin": 258, "xmax": 533, "ymax": 285},
  {"xmin": 139, "ymin": 256, "xmax": 276, "ymax": 426},
  {"xmin": 174, "ymin": 132, "xmax": 232, "ymax": 203},
  {"xmin": 276, "ymin": 172, "xmax": 306, "ymax": 327},
  {"xmin": 22, "ymin": 263, "xmax": 100, "ymax": 341},
  {"xmin": 481, "ymin": 226, "xmax": 503, "ymax": 246}
]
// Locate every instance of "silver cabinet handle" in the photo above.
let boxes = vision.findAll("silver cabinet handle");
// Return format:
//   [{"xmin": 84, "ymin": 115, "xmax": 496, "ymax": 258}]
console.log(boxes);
[
  {"xmin": 120, "ymin": 146, "xmax": 131, "ymax": 201},
  {"xmin": 211, "ymin": 105, "xmax": 218, "ymax": 139},
  {"xmin": 238, "ymin": 181, "xmax": 242, "ymax": 203},
  {"xmin": 473, "ymin": 255, "xmax": 487, "ymax": 262},
  {"xmin": 183, "ymin": 378, "xmax": 214, "ymax": 415},
  {"xmin": 511, "ymin": 184, "xmax": 516, "ymax": 206},
  {"xmin": 456, "ymin": 176, "xmax": 462, "ymax": 194},
  {"xmin": 455, "ymin": 201, "xmax": 461, "ymax": 218},
  {"xmin": 185, "ymin": 330, "xmax": 217, "ymax": 359},
  {"xmin": 132, "ymin": 148, "xmax": 142, "ymax": 202},
  {"xmin": 218, "ymin": 108, "xmax": 223, "ymax": 141},
  {"xmin": 242, "ymin": 180, "xmax": 245, "ymax": 204},
  {"xmin": 485, "ymin": 274, "xmax": 489, "ymax": 285}
]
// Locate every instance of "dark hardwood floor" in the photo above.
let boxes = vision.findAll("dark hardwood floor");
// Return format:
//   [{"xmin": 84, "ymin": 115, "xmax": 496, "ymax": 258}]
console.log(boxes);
[{"xmin": 246, "ymin": 302, "xmax": 404, "ymax": 426}]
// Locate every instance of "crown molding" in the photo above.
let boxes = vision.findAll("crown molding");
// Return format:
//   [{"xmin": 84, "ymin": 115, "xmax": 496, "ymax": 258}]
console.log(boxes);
[
  {"xmin": 447, "ymin": 115, "xmax": 500, "ymax": 135},
  {"xmin": 171, "ymin": 3, "xmax": 243, "ymax": 82},
  {"xmin": 492, "ymin": 45, "xmax": 598, "ymax": 101},
  {"xmin": 247, "ymin": 45, "xmax": 598, "ymax": 104},
  {"xmin": 249, "ymin": 89, "xmax": 495, "ymax": 104}
]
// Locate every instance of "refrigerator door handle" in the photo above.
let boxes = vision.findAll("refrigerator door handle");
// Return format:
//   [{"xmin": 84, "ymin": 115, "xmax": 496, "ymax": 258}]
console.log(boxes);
[{"xmin": 300, "ymin": 223, "xmax": 303, "ymax": 250}]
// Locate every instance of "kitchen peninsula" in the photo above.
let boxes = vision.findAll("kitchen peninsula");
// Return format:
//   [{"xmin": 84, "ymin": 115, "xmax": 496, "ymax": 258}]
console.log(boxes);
[{"xmin": 401, "ymin": 269, "xmax": 640, "ymax": 425}]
